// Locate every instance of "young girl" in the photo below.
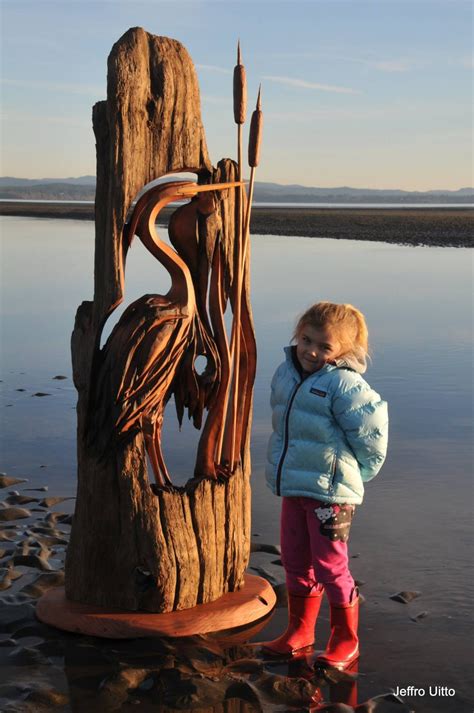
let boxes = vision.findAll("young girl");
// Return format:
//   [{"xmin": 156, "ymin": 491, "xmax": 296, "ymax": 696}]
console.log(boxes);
[{"xmin": 263, "ymin": 302, "xmax": 388, "ymax": 669}]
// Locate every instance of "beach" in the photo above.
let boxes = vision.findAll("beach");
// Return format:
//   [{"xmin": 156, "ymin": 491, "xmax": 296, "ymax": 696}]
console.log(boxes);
[
  {"xmin": 1, "ymin": 216, "xmax": 473, "ymax": 712},
  {"xmin": 0, "ymin": 473, "xmax": 443, "ymax": 713},
  {"xmin": 1, "ymin": 201, "xmax": 472, "ymax": 247}
]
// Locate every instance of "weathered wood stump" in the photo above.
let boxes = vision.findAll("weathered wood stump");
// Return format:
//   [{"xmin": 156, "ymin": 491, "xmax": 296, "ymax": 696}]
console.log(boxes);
[{"xmin": 64, "ymin": 28, "xmax": 257, "ymax": 615}]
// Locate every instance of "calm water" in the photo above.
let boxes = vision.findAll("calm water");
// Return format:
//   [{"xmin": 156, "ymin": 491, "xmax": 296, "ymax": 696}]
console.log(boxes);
[
  {"xmin": 1, "ymin": 216, "xmax": 473, "ymax": 710},
  {"xmin": 2, "ymin": 198, "xmax": 473, "ymax": 208}
]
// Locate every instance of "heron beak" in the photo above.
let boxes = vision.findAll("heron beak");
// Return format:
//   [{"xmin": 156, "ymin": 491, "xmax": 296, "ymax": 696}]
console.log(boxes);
[{"xmin": 174, "ymin": 181, "xmax": 246, "ymax": 197}]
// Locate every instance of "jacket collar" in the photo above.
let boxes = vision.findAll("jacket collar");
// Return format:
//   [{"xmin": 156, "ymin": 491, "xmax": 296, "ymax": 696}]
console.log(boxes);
[
  {"xmin": 284, "ymin": 345, "xmax": 366, "ymax": 381},
  {"xmin": 284, "ymin": 345, "xmax": 337, "ymax": 381}
]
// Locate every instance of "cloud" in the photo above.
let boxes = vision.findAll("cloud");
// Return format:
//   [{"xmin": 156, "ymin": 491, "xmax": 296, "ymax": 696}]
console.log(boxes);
[
  {"xmin": 369, "ymin": 59, "xmax": 413, "ymax": 73},
  {"xmin": 196, "ymin": 64, "xmax": 232, "ymax": 75},
  {"xmin": 2, "ymin": 35, "xmax": 67, "ymax": 53},
  {"xmin": 262, "ymin": 75, "xmax": 360, "ymax": 95},
  {"xmin": 201, "ymin": 95, "xmax": 231, "ymax": 105},
  {"xmin": 332, "ymin": 54, "xmax": 421, "ymax": 72},
  {"xmin": 1, "ymin": 111, "xmax": 90, "ymax": 128},
  {"xmin": 266, "ymin": 107, "xmax": 377, "ymax": 122},
  {"xmin": 457, "ymin": 55, "xmax": 474, "ymax": 69},
  {"xmin": 2, "ymin": 78, "xmax": 104, "ymax": 97},
  {"xmin": 264, "ymin": 51, "xmax": 422, "ymax": 73}
]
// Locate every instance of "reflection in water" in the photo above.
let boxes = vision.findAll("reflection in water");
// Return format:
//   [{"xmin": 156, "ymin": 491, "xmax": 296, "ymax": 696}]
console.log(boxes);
[
  {"xmin": 4, "ymin": 585, "xmax": 365, "ymax": 712},
  {"xmin": 0, "ymin": 217, "xmax": 472, "ymax": 711},
  {"xmin": 62, "ymin": 635, "xmax": 359, "ymax": 712}
]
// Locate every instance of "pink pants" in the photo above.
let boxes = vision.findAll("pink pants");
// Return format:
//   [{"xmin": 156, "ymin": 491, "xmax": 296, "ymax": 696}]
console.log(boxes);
[{"xmin": 280, "ymin": 496, "xmax": 356, "ymax": 605}]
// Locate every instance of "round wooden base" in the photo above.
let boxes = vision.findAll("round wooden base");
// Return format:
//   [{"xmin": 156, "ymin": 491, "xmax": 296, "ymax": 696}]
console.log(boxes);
[{"xmin": 36, "ymin": 574, "xmax": 276, "ymax": 639}]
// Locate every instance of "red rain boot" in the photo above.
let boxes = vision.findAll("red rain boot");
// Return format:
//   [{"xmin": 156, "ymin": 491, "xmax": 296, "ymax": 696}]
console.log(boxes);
[
  {"xmin": 316, "ymin": 592, "xmax": 359, "ymax": 669},
  {"xmin": 262, "ymin": 590, "xmax": 323, "ymax": 655}
]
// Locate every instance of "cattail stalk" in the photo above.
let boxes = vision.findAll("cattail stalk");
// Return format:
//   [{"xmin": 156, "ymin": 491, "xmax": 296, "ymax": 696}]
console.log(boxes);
[
  {"xmin": 225, "ymin": 88, "xmax": 263, "ymax": 467},
  {"xmin": 227, "ymin": 87, "xmax": 263, "ymax": 468},
  {"xmin": 217, "ymin": 42, "xmax": 247, "ymax": 466},
  {"xmin": 242, "ymin": 86, "xmax": 263, "ymax": 272},
  {"xmin": 228, "ymin": 41, "xmax": 248, "ymax": 467}
]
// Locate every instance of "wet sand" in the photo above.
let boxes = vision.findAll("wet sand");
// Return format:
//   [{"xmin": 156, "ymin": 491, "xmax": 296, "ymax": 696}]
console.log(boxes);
[
  {"xmin": 1, "ymin": 466, "xmax": 472, "ymax": 712},
  {"xmin": 1, "ymin": 201, "xmax": 472, "ymax": 247},
  {"xmin": 0, "ymin": 473, "xmax": 413, "ymax": 713}
]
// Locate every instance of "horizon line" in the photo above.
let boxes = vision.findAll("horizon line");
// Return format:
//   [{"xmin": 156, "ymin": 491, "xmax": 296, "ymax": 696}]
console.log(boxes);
[{"xmin": 0, "ymin": 175, "xmax": 472, "ymax": 194}]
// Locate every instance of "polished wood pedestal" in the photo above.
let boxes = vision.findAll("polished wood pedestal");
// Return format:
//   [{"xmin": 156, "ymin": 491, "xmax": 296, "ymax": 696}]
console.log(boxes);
[{"xmin": 36, "ymin": 574, "xmax": 276, "ymax": 639}]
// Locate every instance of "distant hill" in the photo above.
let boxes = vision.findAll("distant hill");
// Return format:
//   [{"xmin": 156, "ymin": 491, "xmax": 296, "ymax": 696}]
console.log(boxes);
[
  {"xmin": 0, "ymin": 176, "xmax": 96, "ymax": 187},
  {"xmin": 1, "ymin": 176, "xmax": 473, "ymax": 204},
  {"xmin": 253, "ymin": 182, "xmax": 474, "ymax": 204},
  {"xmin": 0, "ymin": 176, "xmax": 96, "ymax": 201}
]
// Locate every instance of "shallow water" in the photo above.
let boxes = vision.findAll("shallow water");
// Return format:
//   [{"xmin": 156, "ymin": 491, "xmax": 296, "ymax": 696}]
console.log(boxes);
[
  {"xmin": 2, "ymin": 198, "xmax": 473, "ymax": 207},
  {"xmin": 0, "ymin": 216, "xmax": 473, "ymax": 711}
]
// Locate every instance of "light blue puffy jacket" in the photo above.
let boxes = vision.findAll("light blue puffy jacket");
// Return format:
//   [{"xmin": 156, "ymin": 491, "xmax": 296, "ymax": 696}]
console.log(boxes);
[{"xmin": 265, "ymin": 347, "xmax": 388, "ymax": 505}]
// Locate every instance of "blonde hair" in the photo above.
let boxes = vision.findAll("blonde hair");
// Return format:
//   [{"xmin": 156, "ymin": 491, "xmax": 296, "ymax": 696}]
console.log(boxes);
[{"xmin": 293, "ymin": 302, "xmax": 369, "ymax": 361}]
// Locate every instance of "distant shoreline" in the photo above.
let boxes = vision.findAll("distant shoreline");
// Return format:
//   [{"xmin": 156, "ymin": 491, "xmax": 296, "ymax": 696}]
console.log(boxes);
[{"xmin": 1, "ymin": 201, "xmax": 472, "ymax": 247}]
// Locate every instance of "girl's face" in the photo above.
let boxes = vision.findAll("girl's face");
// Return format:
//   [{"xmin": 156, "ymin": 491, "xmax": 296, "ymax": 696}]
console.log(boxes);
[{"xmin": 296, "ymin": 324, "xmax": 343, "ymax": 373}]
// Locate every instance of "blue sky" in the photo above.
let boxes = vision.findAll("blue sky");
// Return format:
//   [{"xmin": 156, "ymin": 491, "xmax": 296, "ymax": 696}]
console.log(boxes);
[{"xmin": 1, "ymin": 0, "xmax": 472, "ymax": 189}]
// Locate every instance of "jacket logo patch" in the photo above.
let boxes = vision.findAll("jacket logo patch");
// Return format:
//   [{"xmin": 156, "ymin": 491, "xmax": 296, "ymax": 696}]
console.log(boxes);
[{"xmin": 310, "ymin": 388, "xmax": 327, "ymax": 397}]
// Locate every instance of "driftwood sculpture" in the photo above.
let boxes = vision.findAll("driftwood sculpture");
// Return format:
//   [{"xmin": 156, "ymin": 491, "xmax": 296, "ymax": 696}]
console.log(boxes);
[
  {"xmin": 86, "ymin": 180, "xmax": 243, "ymax": 487},
  {"xmin": 63, "ymin": 28, "xmax": 263, "ymax": 615}
]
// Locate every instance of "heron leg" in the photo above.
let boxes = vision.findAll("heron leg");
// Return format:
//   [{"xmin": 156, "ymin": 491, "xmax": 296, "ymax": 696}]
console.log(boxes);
[
  {"xmin": 143, "ymin": 417, "xmax": 172, "ymax": 488},
  {"xmin": 154, "ymin": 433, "xmax": 173, "ymax": 488}
]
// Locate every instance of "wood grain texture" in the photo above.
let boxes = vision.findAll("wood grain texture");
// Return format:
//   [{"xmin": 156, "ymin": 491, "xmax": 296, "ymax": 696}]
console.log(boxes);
[
  {"xmin": 65, "ymin": 29, "xmax": 255, "ymax": 614},
  {"xmin": 95, "ymin": 28, "xmax": 212, "ymax": 323}
]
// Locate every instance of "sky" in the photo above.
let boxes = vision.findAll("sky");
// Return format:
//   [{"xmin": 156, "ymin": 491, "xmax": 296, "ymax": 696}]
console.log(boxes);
[{"xmin": 1, "ymin": 0, "xmax": 472, "ymax": 190}]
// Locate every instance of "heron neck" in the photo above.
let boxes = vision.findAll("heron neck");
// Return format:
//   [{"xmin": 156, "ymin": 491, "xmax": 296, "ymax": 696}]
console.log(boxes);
[{"xmin": 142, "ymin": 215, "xmax": 195, "ymax": 309}]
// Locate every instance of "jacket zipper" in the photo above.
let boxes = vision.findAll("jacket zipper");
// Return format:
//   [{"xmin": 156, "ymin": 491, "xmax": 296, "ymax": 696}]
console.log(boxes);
[
  {"xmin": 275, "ymin": 381, "xmax": 302, "ymax": 496},
  {"xmin": 329, "ymin": 452, "xmax": 337, "ymax": 490}
]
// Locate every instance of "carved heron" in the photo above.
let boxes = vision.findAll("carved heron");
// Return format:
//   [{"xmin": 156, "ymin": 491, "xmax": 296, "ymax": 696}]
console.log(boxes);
[{"xmin": 87, "ymin": 179, "xmax": 242, "ymax": 488}]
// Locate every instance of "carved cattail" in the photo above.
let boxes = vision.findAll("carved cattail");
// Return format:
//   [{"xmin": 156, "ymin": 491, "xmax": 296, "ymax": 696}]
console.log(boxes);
[
  {"xmin": 223, "ymin": 41, "xmax": 247, "ymax": 468},
  {"xmin": 233, "ymin": 41, "xmax": 247, "ymax": 125},
  {"xmin": 241, "ymin": 87, "xmax": 263, "ymax": 275},
  {"xmin": 248, "ymin": 86, "xmax": 263, "ymax": 167}
]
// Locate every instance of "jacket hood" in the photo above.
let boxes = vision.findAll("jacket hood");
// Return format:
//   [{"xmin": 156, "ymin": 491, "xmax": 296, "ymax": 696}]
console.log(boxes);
[
  {"xmin": 285, "ymin": 345, "xmax": 367, "ymax": 376},
  {"xmin": 334, "ymin": 351, "xmax": 367, "ymax": 374}
]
